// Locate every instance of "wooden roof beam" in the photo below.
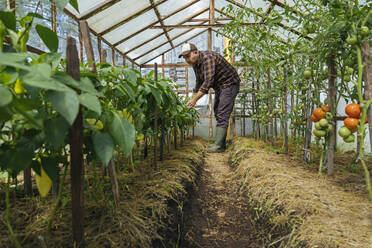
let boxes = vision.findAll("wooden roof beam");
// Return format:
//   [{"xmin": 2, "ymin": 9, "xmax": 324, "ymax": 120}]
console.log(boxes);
[
  {"xmin": 79, "ymin": 0, "xmax": 121, "ymax": 20},
  {"xmin": 63, "ymin": 8, "xmax": 141, "ymax": 67},
  {"xmin": 99, "ymin": 0, "xmax": 168, "ymax": 36},
  {"xmin": 113, "ymin": 0, "xmax": 202, "ymax": 47},
  {"xmin": 122, "ymin": 8, "xmax": 209, "ymax": 56},
  {"xmin": 134, "ymin": 20, "xmax": 209, "ymax": 61},
  {"xmin": 188, "ymin": 17, "xmax": 232, "ymax": 22},
  {"xmin": 122, "ymin": 8, "xmax": 209, "ymax": 57},
  {"xmin": 149, "ymin": 0, "xmax": 174, "ymax": 48},
  {"xmin": 149, "ymin": 23, "xmax": 262, "ymax": 29},
  {"xmin": 141, "ymin": 29, "xmax": 208, "ymax": 65}
]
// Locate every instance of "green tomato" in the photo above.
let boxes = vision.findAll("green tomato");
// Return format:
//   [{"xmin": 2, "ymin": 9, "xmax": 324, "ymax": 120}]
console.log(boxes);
[
  {"xmin": 338, "ymin": 126, "xmax": 351, "ymax": 138},
  {"xmin": 343, "ymin": 134, "xmax": 355, "ymax": 143},
  {"xmin": 344, "ymin": 75, "xmax": 351, "ymax": 82},
  {"xmin": 319, "ymin": 118, "xmax": 328, "ymax": 127},
  {"xmin": 313, "ymin": 129, "xmax": 326, "ymax": 137},
  {"xmin": 361, "ymin": 26, "xmax": 369, "ymax": 36},
  {"xmin": 346, "ymin": 35, "xmax": 358, "ymax": 45},
  {"xmin": 315, "ymin": 121, "xmax": 322, "ymax": 130},
  {"xmin": 346, "ymin": 67, "xmax": 354, "ymax": 75},
  {"xmin": 327, "ymin": 125, "xmax": 333, "ymax": 133},
  {"xmin": 325, "ymin": 112, "xmax": 333, "ymax": 121},
  {"xmin": 303, "ymin": 69, "xmax": 312, "ymax": 79}
]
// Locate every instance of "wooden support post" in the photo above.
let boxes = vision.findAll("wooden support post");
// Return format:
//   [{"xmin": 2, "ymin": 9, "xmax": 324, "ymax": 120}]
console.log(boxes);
[
  {"xmin": 304, "ymin": 63, "xmax": 314, "ymax": 163},
  {"xmin": 132, "ymin": 62, "xmax": 134, "ymax": 69},
  {"xmin": 112, "ymin": 48, "xmax": 115, "ymax": 66},
  {"xmin": 208, "ymin": 0, "xmax": 214, "ymax": 138},
  {"xmin": 144, "ymin": 135, "xmax": 148, "ymax": 159},
  {"xmin": 252, "ymin": 80, "xmax": 256, "ymax": 138},
  {"xmin": 24, "ymin": 168, "xmax": 32, "ymax": 196},
  {"xmin": 327, "ymin": 54, "xmax": 337, "ymax": 176},
  {"xmin": 98, "ymin": 37, "xmax": 102, "ymax": 63},
  {"xmin": 267, "ymin": 68, "xmax": 274, "ymax": 146},
  {"xmin": 123, "ymin": 56, "xmax": 126, "ymax": 67},
  {"xmin": 209, "ymin": 92, "xmax": 213, "ymax": 138},
  {"xmin": 80, "ymin": 21, "xmax": 120, "ymax": 210},
  {"xmin": 180, "ymin": 127, "xmax": 184, "ymax": 146},
  {"xmin": 78, "ymin": 24, "xmax": 84, "ymax": 63},
  {"xmin": 51, "ymin": 2, "xmax": 59, "ymax": 199},
  {"xmin": 66, "ymin": 36, "xmax": 84, "ymax": 247},
  {"xmin": 6, "ymin": 0, "xmax": 15, "ymax": 14},
  {"xmin": 160, "ymin": 118, "xmax": 164, "ymax": 161},
  {"xmin": 243, "ymin": 101, "xmax": 246, "ymax": 136},
  {"xmin": 174, "ymin": 123, "xmax": 177, "ymax": 150},
  {"xmin": 102, "ymin": 50, "xmax": 107, "ymax": 63},
  {"xmin": 283, "ymin": 67, "xmax": 289, "ymax": 154},
  {"xmin": 185, "ymin": 66, "xmax": 189, "ymax": 98},
  {"xmin": 154, "ymin": 63, "xmax": 158, "ymax": 169},
  {"xmin": 291, "ymin": 89, "xmax": 295, "ymax": 138},
  {"xmin": 51, "ymin": 1, "xmax": 57, "ymax": 33},
  {"xmin": 167, "ymin": 131, "xmax": 171, "ymax": 153},
  {"xmin": 108, "ymin": 159, "xmax": 119, "ymax": 207},
  {"xmin": 161, "ymin": 57, "xmax": 165, "ymax": 77},
  {"xmin": 362, "ymin": 41, "xmax": 372, "ymax": 152},
  {"xmin": 257, "ymin": 78, "xmax": 261, "ymax": 139},
  {"xmin": 232, "ymin": 108, "xmax": 236, "ymax": 137},
  {"xmin": 79, "ymin": 21, "xmax": 97, "ymax": 73}
]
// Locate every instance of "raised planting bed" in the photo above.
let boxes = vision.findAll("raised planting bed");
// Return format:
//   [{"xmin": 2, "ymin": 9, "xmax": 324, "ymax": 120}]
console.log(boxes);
[
  {"xmin": 0, "ymin": 138, "xmax": 206, "ymax": 248},
  {"xmin": 229, "ymin": 137, "xmax": 372, "ymax": 248}
]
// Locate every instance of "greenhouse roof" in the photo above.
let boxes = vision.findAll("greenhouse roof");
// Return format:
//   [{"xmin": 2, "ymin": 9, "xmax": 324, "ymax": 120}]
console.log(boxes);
[{"xmin": 64, "ymin": 0, "xmax": 306, "ymax": 66}]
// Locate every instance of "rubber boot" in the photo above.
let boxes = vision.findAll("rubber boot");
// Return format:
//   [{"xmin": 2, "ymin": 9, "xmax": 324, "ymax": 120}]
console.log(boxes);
[{"xmin": 207, "ymin": 126, "xmax": 227, "ymax": 153}]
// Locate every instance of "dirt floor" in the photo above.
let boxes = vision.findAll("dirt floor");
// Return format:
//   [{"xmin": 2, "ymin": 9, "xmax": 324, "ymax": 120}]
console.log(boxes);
[{"xmin": 180, "ymin": 152, "xmax": 262, "ymax": 248}]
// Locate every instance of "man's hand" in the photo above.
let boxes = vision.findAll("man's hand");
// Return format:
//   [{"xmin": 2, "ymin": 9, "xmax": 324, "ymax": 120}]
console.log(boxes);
[
  {"xmin": 186, "ymin": 90, "xmax": 205, "ymax": 108},
  {"xmin": 186, "ymin": 98, "xmax": 197, "ymax": 108}
]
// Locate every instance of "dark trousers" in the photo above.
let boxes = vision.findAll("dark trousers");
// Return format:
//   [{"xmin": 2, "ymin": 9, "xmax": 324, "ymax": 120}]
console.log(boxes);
[{"xmin": 213, "ymin": 84, "xmax": 239, "ymax": 129}]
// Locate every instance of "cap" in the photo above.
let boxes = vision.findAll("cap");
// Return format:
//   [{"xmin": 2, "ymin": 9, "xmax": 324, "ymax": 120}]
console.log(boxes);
[{"xmin": 178, "ymin": 43, "xmax": 197, "ymax": 58}]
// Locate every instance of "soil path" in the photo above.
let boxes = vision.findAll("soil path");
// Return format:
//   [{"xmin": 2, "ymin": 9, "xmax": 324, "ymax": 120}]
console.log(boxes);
[{"xmin": 181, "ymin": 152, "xmax": 260, "ymax": 248}]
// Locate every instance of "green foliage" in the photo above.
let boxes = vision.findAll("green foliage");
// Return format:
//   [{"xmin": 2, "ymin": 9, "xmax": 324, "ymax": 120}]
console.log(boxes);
[{"xmin": 0, "ymin": 8, "xmax": 199, "ymax": 185}]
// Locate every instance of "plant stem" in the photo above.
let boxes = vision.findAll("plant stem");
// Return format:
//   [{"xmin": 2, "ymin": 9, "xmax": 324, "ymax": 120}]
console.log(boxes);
[
  {"xmin": 5, "ymin": 175, "xmax": 21, "ymax": 248},
  {"xmin": 318, "ymin": 149, "xmax": 324, "ymax": 175},
  {"xmin": 356, "ymin": 44, "xmax": 372, "ymax": 201},
  {"xmin": 361, "ymin": 159, "xmax": 372, "ymax": 200},
  {"xmin": 47, "ymin": 164, "xmax": 68, "ymax": 232}
]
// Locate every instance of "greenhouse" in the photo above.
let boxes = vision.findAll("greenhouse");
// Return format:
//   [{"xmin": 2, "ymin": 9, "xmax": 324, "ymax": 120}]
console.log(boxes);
[{"xmin": 0, "ymin": 0, "xmax": 371, "ymax": 247}]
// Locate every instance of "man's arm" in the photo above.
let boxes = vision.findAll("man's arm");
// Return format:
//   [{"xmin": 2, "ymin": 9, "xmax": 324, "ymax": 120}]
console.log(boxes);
[
  {"xmin": 186, "ymin": 90, "xmax": 205, "ymax": 107},
  {"xmin": 187, "ymin": 56, "xmax": 215, "ymax": 108}
]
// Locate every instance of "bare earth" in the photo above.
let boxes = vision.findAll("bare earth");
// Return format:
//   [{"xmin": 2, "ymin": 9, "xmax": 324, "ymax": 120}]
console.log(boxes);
[{"xmin": 181, "ymin": 152, "xmax": 261, "ymax": 248}]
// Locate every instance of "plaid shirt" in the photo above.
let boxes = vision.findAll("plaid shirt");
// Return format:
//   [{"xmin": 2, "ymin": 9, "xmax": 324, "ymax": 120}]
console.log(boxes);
[{"xmin": 192, "ymin": 50, "xmax": 240, "ymax": 94}]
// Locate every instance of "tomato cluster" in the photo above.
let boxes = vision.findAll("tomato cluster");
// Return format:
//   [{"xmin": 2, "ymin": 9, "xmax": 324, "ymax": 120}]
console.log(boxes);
[
  {"xmin": 311, "ymin": 105, "xmax": 333, "ymax": 139},
  {"xmin": 338, "ymin": 103, "xmax": 367, "ymax": 143}
]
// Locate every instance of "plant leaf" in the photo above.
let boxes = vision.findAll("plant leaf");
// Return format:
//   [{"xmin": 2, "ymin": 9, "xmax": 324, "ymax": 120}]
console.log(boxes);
[
  {"xmin": 0, "ymin": 10, "xmax": 16, "ymax": 31},
  {"xmin": 93, "ymin": 132, "xmax": 114, "ymax": 166},
  {"xmin": 79, "ymin": 93, "xmax": 102, "ymax": 115},
  {"xmin": 36, "ymin": 24, "xmax": 59, "ymax": 52},
  {"xmin": 47, "ymin": 91, "xmax": 79, "ymax": 125},
  {"xmin": 0, "ymin": 85, "xmax": 12, "ymax": 107},
  {"xmin": 109, "ymin": 112, "xmax": 135, "ymax": 156},
  {"xmin": 123, "ymin": 68, "xmax": 138, "ymax": 86},
  {"xmin": 44, "ymin": 117, "xmax": 70, "ymax": 150}
]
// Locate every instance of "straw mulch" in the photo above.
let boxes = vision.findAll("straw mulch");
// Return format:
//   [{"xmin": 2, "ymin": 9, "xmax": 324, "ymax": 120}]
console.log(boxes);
[
  {"xmin": 0, "ymin": 138, "xmax": 205, "ymax": 248},
  {"xmin": 230, "ymin": 137, "xmax": 372, "ymax": 248}
]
